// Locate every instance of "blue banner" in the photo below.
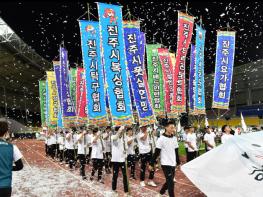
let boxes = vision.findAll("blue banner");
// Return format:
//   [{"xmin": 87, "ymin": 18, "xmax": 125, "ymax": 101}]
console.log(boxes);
[
  {"xmin": 212, "ymin": 31, "xmax": 236, "ymax": 109},
  {"xmin": 97, "ymin": 3, "xmax": 134, "ymax": 126},
  {"xmin": 194, "ymin": 25, "xmax": 206, "ymax": 114},
  {"xmin": 189, "ymin": 44, "xmax": 196, "ymax": 114},
  {"xmin": 79, "ymin": 20, "xmax": 108, "ymax": 126},
  {"xmin": 60, "ymin": 47, "xmax": 76, "ymax": 127},
  {"xmin": 123, "ymin": 21, "xmax": 155, "ymax": 126}
]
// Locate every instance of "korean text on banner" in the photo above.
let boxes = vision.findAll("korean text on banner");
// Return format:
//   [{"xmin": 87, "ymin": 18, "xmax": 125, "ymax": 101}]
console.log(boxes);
[
  {"xmin": 79, "ymin": 20, "xmax": 108, "ymax": 126},
  {"xmin": 172, "ymin": 11, "xmax": 194, "ymax": 114},
  {"xmin": 157, "ymin": 48, "xmax": 174, "ymax": 118},
  {"xmin": 76, "ymin": 67, "xmax": 87, "ymax": 125},
  {"xmin": 60, "ymin": 47, "xmax": 76, "ymax": 127},
  {"xmin": 39, "ymin": 80, "xmax": 47, "ymax": 126},
  {"xmin": 189, "ymin": 44, "xmax": 196, "ymax": 114},
  {"xmin": 97, "ymin": 3, "xmax": 134, "ymax": 126},
  {"xmin": 123, "ymin": 20, "xmax": 155, "ymax": 126},
  {"xmin": 194, "ymin": 25, "xmax": 206, "ymax": 114},
  {"xmin": 46, "ymin": 71, "xmax": 58, "ymax": 128},
  {"xmin": 146, "ymin": 44, "xmax": 165, "ymax": 117},
  {"xmin": 212, "ymin": 31, "xmax": 236, "ymax": 109},
  {"xmin": 69, "ymin": 68, "xmax": 77, "ymax": 109}
]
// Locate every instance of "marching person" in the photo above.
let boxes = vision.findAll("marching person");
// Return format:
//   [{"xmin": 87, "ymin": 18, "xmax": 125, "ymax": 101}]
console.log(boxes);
[
  {"xmin": 0, "ymin": 121, "xmax": 23, "ymax": 197},
  {"xmin": 111, "ymin": 126, "xmax": 130, "ymax": 196},
  {"xmin": 43, "ymin": 127, "xmax": 48, "ymax": 156},
  {"xmin": 47, "ymin": 129, "xmax": 56, "ymax": 160},
  {"xmin": 183, "ymin": 126, "xmax": 190, "ymax": 162},
  {"xmin": 136, "ymin": 125, "xmax": 157, "ymax": 187},
  {"xmin": 103, "ymin": 126, "xmax": 112, "ymax": 174},
  {"xmin": 186, "ymin": 126, "xmax": 198, "ymax": 162},
  {"xmin": 126, "ymin": 127, "xmax": 136, "ymax": 180},
  {"xmin": 203, "ymin": 126, "xmax": 216, "ymax": 152},
  {"xmin": 77, "ymin": 128, "xmax": 89, "ymax": 180},
  {"xmin": 221, "ymin": 125, "xmax": 234, "ymax": 144},
  {"xmin": 65, "ymin": 129, "xmax": 75, "ymax": 170},
  {"xmin": 150, "ymin": 121, "xmax": 178, "ymax": 197},
  {"xmin": 72, "ymin": 128, "xmax": 79, "ymax": 166},
  {"xmin": 86, "ymin": 129, "xmax": 93, "ymax": 165},
  {"xmin": 57, "ymin": 130, "xmax": 65, "ymax": 164},
  {"xmin": 90, "ymin": 127, "xmax": 104, "ymax": 183}
]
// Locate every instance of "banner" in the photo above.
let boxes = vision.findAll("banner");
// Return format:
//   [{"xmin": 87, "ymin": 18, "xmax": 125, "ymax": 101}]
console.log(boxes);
[
  {"xmin": 69, "ymin": 68, "xmax": 77, "ymax": 109},
  {"xmin": 39, "ymin": 80, "xmax": 47, "ymax": 126},
  {"xmin": 194, "ymin": 25, "xmax": 206, "ymax": 114},
  {"xmin": 181, "ymin": 131, "xmax": 263, "ymax": 197},
  {"xmin": 60, "ymin": 47, "xmax": 76, "ymax": 127},
  {"xmin": 212, "ymin": 31, "xmax": 236, "ymax": 109},
  {"xmin": 146, "ymin": 44, "xmax": 165, "ymax": 117},
  {"xmin": 172, "ymin": 11, "xmax": 194, "ymax": 113},
  {"xmin": 157, "ymin": 48, "xmax": 174, "ymax": 118},
  {"xmin": 76, "ymin": 67, "xmax": 87, "ymax": 125},
  {"xmin": 46, "ymin": 71, "xmax": 58, "ymax": 127},
  {"xmin": 79, "ymin": 20, "xmax": 108, "ymax": 126},
  {"xmin": 97, "ymin": 3, "xmax": 134, "ymax": 126},
  {"xmin": 57, "ymin": 105, "xmax": 63, "ymax": 128},
  {"xmin": 189, "ymin": 44, "xmax": 196, "ymax": 114},
  {"xmin": 45, "ymin": 80, "xmax": 49, "ymax": 126},
  {"xmin": 123, "ymin": 21, "xmax": 155, "ymax": 126}
]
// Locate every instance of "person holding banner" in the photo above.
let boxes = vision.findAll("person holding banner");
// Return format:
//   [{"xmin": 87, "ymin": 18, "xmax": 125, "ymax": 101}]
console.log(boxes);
[
  {"xmin": 102, "ymin": 126, "xmax": 112, "ymax": 174},
  {"xmin": 65, "ymin": 129, "xmax": 75, "ymax": 170},
  {"xmin": 186, "ymin": 126, "xmax": 198, "ymax": 162},
  {"xmin": 57, "ymin": 130, "xmax": 65, "ymax": 164},
  {"xmin": 203, "ymin": 126, "xmax": 216, "ymax": 152},
  {"xmin": 136, "ymin": 125, "xmax": 157, "ymax": 187},
  {"xmin": 77, "ymin": 128, "xmax": 88, "ymax": 180},
  {"xmin": 111, "ymin": 126, "xmax": 129, "ymax": 196},
  {"xmin": 149, "ymin": 121, "xmax": 178, "ymax": 197},
  {"xmin": 126, "ymin": 127, "xmax": 136, "ymax": 180},
  {"xmin": 90, "ymin": 127, "xmax": 104, "ymax": 183}
]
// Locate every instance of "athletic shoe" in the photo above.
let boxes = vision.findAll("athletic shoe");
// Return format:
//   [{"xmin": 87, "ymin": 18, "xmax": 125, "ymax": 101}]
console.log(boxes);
[
  {"xmin": 140, "ymin": 181, "xmax": 145, "ymax": 187},
  {"xmin": 82, "ymin": 176, "xmax": 87, "ymax": 180},
  {"xmin": 90, "ymin": 176, "xmax": 94, "ymax": 181},
  {"xmin": 148, "ymin": 180, "xmax": 157, "ymax": 187},
  {"xmin": 111, "ymin": 190, "xmax": 118, "ymax": 197}
]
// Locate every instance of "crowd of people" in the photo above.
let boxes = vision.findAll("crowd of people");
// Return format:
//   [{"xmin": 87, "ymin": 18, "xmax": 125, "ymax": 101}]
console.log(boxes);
[{"xmin": 43, "ymin": 121, "xmax": 241, "ymax": 197}]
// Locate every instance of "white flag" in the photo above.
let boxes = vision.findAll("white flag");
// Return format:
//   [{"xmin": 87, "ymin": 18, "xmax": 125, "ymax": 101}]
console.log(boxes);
[
  {"xmin": 205, "ymin": 116, "xmax": 209, "ymax": 128},
  {"xmin": 181, "ymin": 131, "xmax": 263, "ymax": 197},
  {"xmin": 177, "ymin": 119, "xmax": 182, "ymax": 133},
  {"xmin": 241, "ymin": 112, "xmax": 248, "ymax": 132}
]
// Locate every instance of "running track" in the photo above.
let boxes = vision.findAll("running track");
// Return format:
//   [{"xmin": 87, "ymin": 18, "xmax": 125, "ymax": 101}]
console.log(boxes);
[{"xmin": 12, "ymin": 139, "xmax": 205, "ymax": 197}]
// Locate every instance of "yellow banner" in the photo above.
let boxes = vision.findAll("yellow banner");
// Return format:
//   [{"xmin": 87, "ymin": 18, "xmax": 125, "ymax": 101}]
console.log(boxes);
[{"xmin": 46, "ymin": 71, "xmax": 58, "ymax": 127}]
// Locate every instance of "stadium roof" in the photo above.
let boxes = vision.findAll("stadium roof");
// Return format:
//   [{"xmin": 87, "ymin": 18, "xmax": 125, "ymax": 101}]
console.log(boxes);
[{"xmin": 0, "ymin": 17, "xmax": 51, "ymax": 114}]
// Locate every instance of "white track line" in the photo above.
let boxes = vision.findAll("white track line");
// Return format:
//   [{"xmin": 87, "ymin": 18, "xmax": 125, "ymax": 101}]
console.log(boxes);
[{"xmin": 20, "ymin": 141, "xmax": 106, "ymax": 196}]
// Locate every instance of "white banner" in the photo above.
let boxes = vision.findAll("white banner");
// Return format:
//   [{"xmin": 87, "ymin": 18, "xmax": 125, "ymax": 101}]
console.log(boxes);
[{"xmin": 181, "ymin": 131, "xmax": 263, "ymax": 197}]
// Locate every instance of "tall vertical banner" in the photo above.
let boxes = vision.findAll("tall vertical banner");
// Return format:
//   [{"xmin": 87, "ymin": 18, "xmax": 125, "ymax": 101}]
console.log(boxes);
[
  {"xmin": 123, "ymin": 21, "xmax": 155, "ymax": 126},
  {"xmin": 146, "ymin": 44, "xmax": 165, "ymax": 117},
  {"xmin": 212, "ymin": 31, "xmax": 236, "ymax": 109},
  {"xmin": 189, "ymin": 44, "xmax": 196, "ymax": 114},
  {"xmin": 69, "ymin": 68, "xmax": 77, "ymax": 109},
  {"xmin": 39, "ymin": 80, "xmax": 47, "ymax": 126},
  {"xmin": 79, "ymin": 20, "xmax": 108, "ymax": 126},
  {"xmin": 157, "ymin": 48, "xmax": 174, "ymax": 118},
  {"xmin": 194, "ymin": 25, "xmax": 206, "ymax": 114},
  {"xmin": 46, "ymin": 71, "xmax": 58, "ymax": 128},
  {"xmin": 97, "ymin": 3, "xmax": 134, "ymax": 126},
  {"xmin": 60, "ymin": 47, "xmax": 76, "ymax": 127},
  {"xmin": 76, "ymin": 67, "xmax": 87, "ymax": 125},
  {"xmin": 172, "ymin": 11, "xmax": 194, "ymax": 114},
  {"xmin": 45, "ymin": 80, "xmax": 49, "ymax": 126}
]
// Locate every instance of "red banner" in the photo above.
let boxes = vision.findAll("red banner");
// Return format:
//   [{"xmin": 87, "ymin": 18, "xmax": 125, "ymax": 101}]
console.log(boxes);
[
  {"xmin": 76, "ymin": 67, "xmax": 87, "ymax": 124},
  {"xmin": 158, "ymin": 48, "xmax": 174, "ymax": 117},
  {"xmin": 172, "ymin": 11, "xmax": 194, "ymax": 114}
]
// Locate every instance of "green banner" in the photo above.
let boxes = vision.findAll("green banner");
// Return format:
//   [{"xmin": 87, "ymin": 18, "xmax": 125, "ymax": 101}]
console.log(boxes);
[
  {"xmin": 69, "ymin": 68, "xmax": 77, "ymax": 111},
  {"xmin": 146, "ymin": 44, "xmax": 165, "ymax": 117},
  {"xmin": 39, "ymin": 80, "xmax": 47, "ymax": 126}
]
